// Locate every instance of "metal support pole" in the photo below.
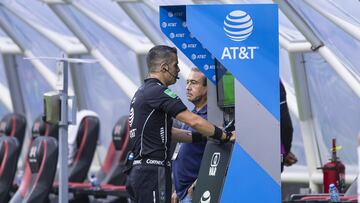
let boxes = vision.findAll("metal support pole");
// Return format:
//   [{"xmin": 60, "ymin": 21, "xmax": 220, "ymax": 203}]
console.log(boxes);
[
  {"xmin": 2, "ymin": 54, "xmax": 26, "ymax": 114},
  {"xmin": 58, "ymin": 60, "xmax": 69, "ymax": 203},
  {"xmin": 275, "ymin": 0, "xmax": 323, "ymax": 50}
]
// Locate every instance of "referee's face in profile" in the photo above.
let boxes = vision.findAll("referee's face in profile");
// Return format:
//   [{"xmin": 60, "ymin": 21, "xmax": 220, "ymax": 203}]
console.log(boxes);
[{"xmin": 162, "ymin": 53, "xmax": 180, "ymax": 86}]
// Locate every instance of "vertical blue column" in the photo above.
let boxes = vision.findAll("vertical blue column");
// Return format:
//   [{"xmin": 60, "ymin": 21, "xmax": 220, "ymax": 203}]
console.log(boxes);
[{"xmin": 161, "ymin": 4, "xmax": 280, "ymax": 202}]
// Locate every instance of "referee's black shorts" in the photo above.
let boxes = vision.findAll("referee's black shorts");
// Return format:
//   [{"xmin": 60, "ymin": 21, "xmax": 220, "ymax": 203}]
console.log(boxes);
[{"xmin": 127, "ymin": 165, "xmax": 171, "ymax": 203}]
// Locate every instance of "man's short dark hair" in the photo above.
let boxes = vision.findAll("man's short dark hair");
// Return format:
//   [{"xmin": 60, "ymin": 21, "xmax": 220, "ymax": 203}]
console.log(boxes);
[
  {"xmin": 146, "ymin": 45, "xmax": 177, "ymax": 72},
  {"xmin": 191, "ymin": 67, "xmax": 207, "ymax": 86}
]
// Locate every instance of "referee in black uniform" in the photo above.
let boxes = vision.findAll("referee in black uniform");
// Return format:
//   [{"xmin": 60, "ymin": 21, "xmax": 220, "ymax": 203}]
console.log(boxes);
[{"xmin": 127, "ymin": 45, "xmax": 235, "ymax": 203}]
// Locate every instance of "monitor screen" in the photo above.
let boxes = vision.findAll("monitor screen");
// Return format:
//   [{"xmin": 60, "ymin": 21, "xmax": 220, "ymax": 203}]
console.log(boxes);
[{"xmin": 215, "ymin": 60, "xmax": 235, "ymax": 108}]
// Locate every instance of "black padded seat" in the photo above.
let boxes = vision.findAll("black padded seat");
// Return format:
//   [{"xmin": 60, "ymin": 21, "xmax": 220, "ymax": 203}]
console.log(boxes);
[
  {"xmin": 0, "ymin": 113, "xmax": 27, "ymax": 150},
  {"xmin": 10, "ymin": 116, "xmax": 59, "ymax": 203},
  {"xmin": 66, "ymin": 116, "xmax": 130, "ymax": 202},
  {"xmin": 100, "ymin": 115, "xmax": 130, "ymax": 185},
  {"xmin": 68, "ymin": 115, "xmax": 100, "ymax": 183},
  {"xmin": 31, "ymin": 115, "xmax": 59, "ymax": 140},
  {"xmin": 10, "ymin": 136, "xmax": 58, "ymax": 203},
  {"xmin": 0, "ymin": 136, "xmax": 19, "ymax": 203}
]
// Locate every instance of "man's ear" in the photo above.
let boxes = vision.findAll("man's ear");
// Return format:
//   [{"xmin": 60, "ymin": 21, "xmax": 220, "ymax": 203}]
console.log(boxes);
[{"xmin": 160, "ymin": 63, "xmax": 168, "ymax": 72}]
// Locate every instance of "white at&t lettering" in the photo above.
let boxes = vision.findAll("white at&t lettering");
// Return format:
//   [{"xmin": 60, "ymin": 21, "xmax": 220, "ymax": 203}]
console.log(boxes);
[
  {"xmin": 221, "ymin": 46, "xmax": 258, "ymax": 60},
  {"xmin": 173, "ymin": 12, "xmax": 183, "ymax": 17},
  {"xmin": 197, "ymin": 54, "xmax": 206, "ymax": 59},
  {"xmin": 167, "ymin": 22, "xmax": 177, "ymax": 27},
  {"xmin": 175, "ymin": 33, "xmax": 185, "ymax": 37}
]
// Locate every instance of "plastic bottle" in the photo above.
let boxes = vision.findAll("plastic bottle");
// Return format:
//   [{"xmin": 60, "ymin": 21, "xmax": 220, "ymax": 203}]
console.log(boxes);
[
  {"xmin": 329, "ymin": 183, "xmax": 340, "ymax": 202},
  {"xmin": 15, "ymin": 170, "xmax": 24, "ymax": 186},
  {"xmin": 128, "ymin": 152, "xmax": 134, "ymax": 161},
  {"xmin": 89, "ymin": 173, "xmax": 101, "ymax": 190}
]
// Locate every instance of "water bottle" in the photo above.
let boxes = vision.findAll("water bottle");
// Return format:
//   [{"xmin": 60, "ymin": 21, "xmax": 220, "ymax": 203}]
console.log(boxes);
[
  {"xmin": 15, "ymin": 170, "xmax": 24, "ymax": 186},
  {"xmin": 128, "ymin": 152, "xmax": 134, "ymax": 161},
  {"xmin": 329, "ymin": 183, "xmax": 340, "ymax": 202},
  {"xmin": 89, "ymin": 173, "xmax": 101, "ymax": 190}
]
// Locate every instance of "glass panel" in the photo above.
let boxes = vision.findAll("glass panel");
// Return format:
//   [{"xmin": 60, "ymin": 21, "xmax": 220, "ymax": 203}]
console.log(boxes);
[
  {"xmin": 328, "ymin": 0, "xmax": 360, "ymax": 22},
  {"xmin": 290, "ymin": 0, "xmax": 360, "ymax": 79},
  {"xmin": 304, "ymin": 52, "xmax": 360, "ymax": 166},
  {"xmin": 16, "ymin": 55, "xmax": 53, "ymax": 123},
  {"xmin": 289, "ymin": 111, "xmax": 306, "ymax": 166},
  {"xmin": 63, "ymin": 5, "xmax": 142, "ymax": 85},
  {"xmin": 76, "ymin": 0, "xmax": 150, "ymax": 44},
  {"xmin": 0, "ymin": 54, "xmax": 8, "ymax": 87},
  {"xmin": 0, "ymin": 55, "xmax": 11, "ymax": 117},
  {"xmin": 78, "ymin": 55, "xmax": 131, "ymax": 156},
  {"xmin": 279, "ymin": 10, "xmax": 307, "ymax": 42},
  {"xmin": 0, "ymin": 28, "xmax": 7, "ymax": 37},
  {"xmin": 280, "ymin": 48, "xmax": 306, "ymax": 166},
  {"xmin": 0, "ymin": 9, "xmax": 61, "ymax": 72},
  {"xmin": 129, "ymin": 3, "xmax": 169, "ymax": 43},
  {"xmin": 7, "ymin": 0, "xmax": 75, "ymax": 36}
]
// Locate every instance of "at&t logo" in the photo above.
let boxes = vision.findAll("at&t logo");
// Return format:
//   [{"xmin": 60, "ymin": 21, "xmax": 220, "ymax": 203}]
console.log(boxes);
[
  {"xmin": 223, "ymin": 10, "xmax": 253, "ymax": 42},
  {"xmin": 222, "ymin": 10, "xmax": 259, "ymax": 60}
]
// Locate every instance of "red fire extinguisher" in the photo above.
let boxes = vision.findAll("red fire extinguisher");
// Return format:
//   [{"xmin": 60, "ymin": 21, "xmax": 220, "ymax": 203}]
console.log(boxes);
[{"xmin": 321, "ymin": 138, "xmax": 345, "ymax": 193}]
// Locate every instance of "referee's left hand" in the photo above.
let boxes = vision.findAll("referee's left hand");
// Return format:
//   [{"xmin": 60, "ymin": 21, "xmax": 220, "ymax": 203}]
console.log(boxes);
[
  {"xmin": 228, "ymin": 131, "xmax": 236, "ymax": 142},
  {"xmin": 221, "ymin": 131, "xmax": 236, "ymax": 143}
]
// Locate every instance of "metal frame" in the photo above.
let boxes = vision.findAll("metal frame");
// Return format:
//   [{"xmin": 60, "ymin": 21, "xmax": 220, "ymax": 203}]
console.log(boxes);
[
  {"xmin": 277, "ymin": 0, "xmax": 323, "ymax": 191},
  {"xmin": 279, "ymin": 34, "xmax": 312, "ymax": 53},
  {"xmin": 2, "ymin": 54, "xmax": 26, "ymax": 114},
  {"xmin": 3, "ymin": 1, "xmax": 93, "ymax": 110},
  {"xmin": 289, "ymin": 52, "xmax": 321, "ymax": 191},
  {"xmin": 2, "ymin": 3, "xmax": 90, "ymax": 108},
  {"xmin": 48, "ymin": 4, "xmax": 138, "ymax": 98},
  {"xmin": 69, "ymin": 59, "xmax": 88, "ymax": 109},
  {"xmin": 117, "ymin": 1, "xmax": 191, "ymax": 79},
  {"xmin": 304, "ymin": 0, "xmax": 360, "ymax": 42},
  {"xmin": 72, "ymin": 2, "xmax": 152, "ymax": 54},
  {"xmin": 0, "ymin": 9, "xmax": 58, "ymax": 90},
  {"xmin": 71, "ymin": 1, "xmax": 153, "ymax": 81},
  {"xmin": 0, "ymin": 82, "xmax": 13, "ymax": 112},
  {"xmin": 0, "ymin": 37, "xmax": 21, "ymax": 54},
  {"xmin": 0, "ymin": 37, "xmax": 20, "ymax": 112},
  {"xmin": 278, "ymin": 1, "xmax": 360, "ymax": 99},
  {"xmin": 317, "ymin": 46, "xmax": 360, "ymax": 98},
  {"xmin": 2, "ymin": 4, "xmax": 87, "ymax": 55},
  {"xmin": 278, "ymin": 0, "xmax": 360, "ymax": 189}
]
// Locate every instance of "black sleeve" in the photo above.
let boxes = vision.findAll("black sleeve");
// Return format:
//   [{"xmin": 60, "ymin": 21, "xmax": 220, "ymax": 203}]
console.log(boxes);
[
  {"xmin": 280, "ymin": 98, "xmax": 293, "ymax": 154},
  {"xmin": 280, "ymin": 80, "xmax": 293, "ymax": 154},
  {"xmin": 280, "ymin": 80, "xmax": 286, "ymax": 103},
  {"xmin": 146, "ymin": 85, "xmax": 187, "ymax": 117}
]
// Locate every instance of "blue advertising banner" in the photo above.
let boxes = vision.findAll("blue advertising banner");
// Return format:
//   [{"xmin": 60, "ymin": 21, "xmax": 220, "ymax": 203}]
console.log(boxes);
[
  {"xmin": 160, "ymin": 6, "xmax": 216, "ymax": 84},
  {"xmin": 160, "ymin": 4, "xmax": 280, "ymax": 203},
  {"xmin": 187, "ymin": 4, "xmax": 279, "ymax": 120}
]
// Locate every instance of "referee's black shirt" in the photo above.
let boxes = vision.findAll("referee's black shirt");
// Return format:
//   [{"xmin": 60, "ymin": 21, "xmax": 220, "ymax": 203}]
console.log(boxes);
[{"xmin": 128, "ymin": 78, "xmax": 187, "ymax": 162}]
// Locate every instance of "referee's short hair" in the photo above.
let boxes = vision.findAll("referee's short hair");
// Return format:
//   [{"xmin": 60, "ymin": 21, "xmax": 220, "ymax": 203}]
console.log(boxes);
[{"xmin": 146, "ymin": 45, "xmax": 177, "ymax": 72}]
